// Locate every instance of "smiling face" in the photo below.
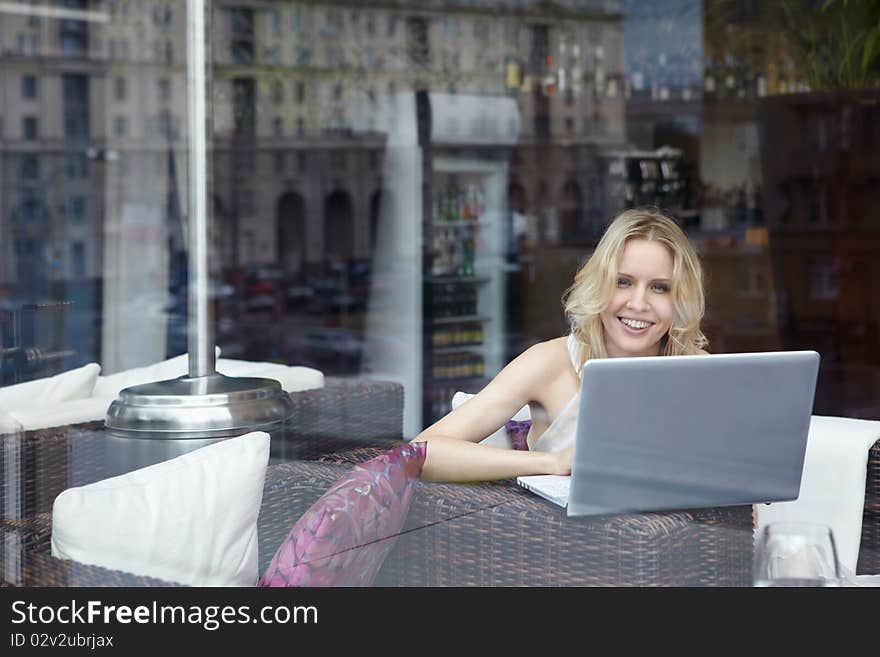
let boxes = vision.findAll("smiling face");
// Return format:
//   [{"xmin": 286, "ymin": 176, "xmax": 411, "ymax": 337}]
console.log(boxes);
[{"xmin": 600, "ymin": 238, "xmax": 675, "ymax": 358}]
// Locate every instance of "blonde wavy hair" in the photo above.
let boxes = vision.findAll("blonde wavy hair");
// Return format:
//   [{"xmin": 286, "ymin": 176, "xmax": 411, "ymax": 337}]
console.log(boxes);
[{"xmin": 562, "ymin": 207, "xmax": 708, "ymax": 370}]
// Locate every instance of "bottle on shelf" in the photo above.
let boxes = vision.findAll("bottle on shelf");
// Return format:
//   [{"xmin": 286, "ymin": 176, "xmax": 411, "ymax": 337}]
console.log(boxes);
[
  {"xmin": 430, "ymin": 320, "xmax": 485, "ymax": 350},
  {"xmin": 430, "ymin": 352, "xmax": 485, "ymax": 381},
  {"xmin": 462, "ymin": 227, "xmax": 475, "ymax": 277},
  {"xmin": 447, "ymin": 178, "xmax": 460, "ymax": 222}
]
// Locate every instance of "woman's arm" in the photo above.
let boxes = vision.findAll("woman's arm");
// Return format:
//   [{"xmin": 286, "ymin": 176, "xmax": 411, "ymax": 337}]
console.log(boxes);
[
  {"xmin": 414, "ymin": 340, "xmax": 573, "ymax": 482},
  {"xmin": 416, "ymin": 437, "xmax": 569, "ymax": 482}
]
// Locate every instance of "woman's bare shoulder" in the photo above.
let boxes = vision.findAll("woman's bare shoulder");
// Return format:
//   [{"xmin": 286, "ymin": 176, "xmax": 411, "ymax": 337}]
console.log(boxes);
[
  {"xmin": 515, "ymin": 337, "xmax": 571, "ymax": 377},
  {"xmin": 521, "ymin": 336, "xmax": 568, "ymax": 364}
]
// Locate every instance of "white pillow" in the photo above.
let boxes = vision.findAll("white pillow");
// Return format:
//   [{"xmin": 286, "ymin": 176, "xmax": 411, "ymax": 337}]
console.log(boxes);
[
  {"xmin": 0, "ymin": 411, "xmax": 22, "ymax": 434},
  {"xmin": 451, "ymin": 391, "xmax": 531, "ymax": 449},
  {"xmin": 0, "ymin": 363, "xmax": 101, "ymax": 413},
  {"xmin": 10, "ymin": 395, "xmax": 117, "ymax": 431},
  {"xmin": 51, "ymin": 431, "xmax": 270, "ymax": 586},
  {"xmin": 93, "ymin": 347, "xmax": 221, "ymax": 398},
  {"xmin": 216, "ymin": 358, "xmax": 324, "ymax": 392}
]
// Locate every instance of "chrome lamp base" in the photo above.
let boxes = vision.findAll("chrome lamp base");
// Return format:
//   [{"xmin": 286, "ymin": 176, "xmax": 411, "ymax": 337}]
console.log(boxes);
[{"xmin": 105, "ymin": 373, "xmax": 294, "ymax": 440}]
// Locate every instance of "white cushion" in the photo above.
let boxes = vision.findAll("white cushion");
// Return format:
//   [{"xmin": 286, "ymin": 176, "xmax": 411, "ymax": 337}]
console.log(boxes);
[
  {"xmin": 0, "ymin": 411, "xmax": 22, "ymax": 434},
  {"xmin": 10, "ymin": 396, "xmax": 117, "ymax": 431},
  {"xmin": 756, "ymin": 415, "xmax": 880, "ymax": 575},
  {"xmin": 452, "ymin": 391, "xmax": 530, "ymax": 449},
  {"xmin": 0, "ymin": 363, "xmax": 100, "ymax": 413},
  {"xmin": 216, "ymin": 358, "xmax": 324, "ymax": 392},
  {"xmin": 51, "ymin": 431, "xmax": 270, "ymax": 586},
  {"xmin": 93, "ymin": 348, "xmax": 220, "ymax": 398}
]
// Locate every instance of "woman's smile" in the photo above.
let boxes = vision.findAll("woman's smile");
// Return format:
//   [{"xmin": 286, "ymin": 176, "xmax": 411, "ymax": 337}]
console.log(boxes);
[{"xmin": 617, "ymin": 316, "xmax": 655, "ymax": 333}]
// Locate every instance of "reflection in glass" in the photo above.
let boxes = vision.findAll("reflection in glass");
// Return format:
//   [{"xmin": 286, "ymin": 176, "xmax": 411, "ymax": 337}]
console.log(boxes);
[
  {"xmin": 754, "ymin": 522, "xmax": 841, "ymax": 587},
  {"xmin": 0, "ymin": 0, "xmax": 877, "ymax": 434}
]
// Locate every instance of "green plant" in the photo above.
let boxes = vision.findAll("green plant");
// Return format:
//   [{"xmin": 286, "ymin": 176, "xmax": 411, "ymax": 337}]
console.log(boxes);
[{"xmin": 782, "ymin": 0, "xmax": 880, "ymax": 90}]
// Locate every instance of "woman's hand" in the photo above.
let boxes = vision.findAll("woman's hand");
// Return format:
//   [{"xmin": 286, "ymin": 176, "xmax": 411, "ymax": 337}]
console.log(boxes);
[{"xmin": 552, "ymin": 445, "xmax": 574, "ymax": 476}]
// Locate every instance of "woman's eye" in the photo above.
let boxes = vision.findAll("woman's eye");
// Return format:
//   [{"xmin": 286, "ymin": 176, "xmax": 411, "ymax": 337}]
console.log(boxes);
[
  {"xmin": 651, "ymin": 282, "xmax": 670, "ymax": 293},
  {"xmin": 616, "ymin": 277, "xmax": 630, "ymax": 287}
]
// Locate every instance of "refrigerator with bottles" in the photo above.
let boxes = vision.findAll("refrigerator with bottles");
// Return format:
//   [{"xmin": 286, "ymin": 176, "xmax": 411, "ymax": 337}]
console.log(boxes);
[{"xmin": 363, "ymin": 92, "xmax": 518, "ymax": 437}]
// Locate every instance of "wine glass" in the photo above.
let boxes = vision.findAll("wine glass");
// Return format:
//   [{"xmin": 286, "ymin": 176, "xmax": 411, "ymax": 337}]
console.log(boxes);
[{"xmin": 753, "ymin": 522, "xmax": 841, "ymax": 587}]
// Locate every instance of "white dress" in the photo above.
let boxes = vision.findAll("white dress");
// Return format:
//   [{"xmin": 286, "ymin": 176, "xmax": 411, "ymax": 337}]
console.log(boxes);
[{"xmin": 526, "ymin": 334, "xmax": 582, "ymax": 453}]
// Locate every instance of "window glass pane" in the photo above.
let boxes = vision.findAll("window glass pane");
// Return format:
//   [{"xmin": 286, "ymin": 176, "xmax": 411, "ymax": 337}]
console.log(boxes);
[
  {"xmin": 196, "ymin": 0, "xmax": 880, "ymax": 438},
  {"xmin": 2, "ymin": 1, "xmax": 878, "ymax": 527},
  {"xmin": 2, "ymin": 0, "xmax": 187, "ymax": 383},
  {"xmin": 6, "ymin": 0, "xmax": 880, "ymax": 592}
]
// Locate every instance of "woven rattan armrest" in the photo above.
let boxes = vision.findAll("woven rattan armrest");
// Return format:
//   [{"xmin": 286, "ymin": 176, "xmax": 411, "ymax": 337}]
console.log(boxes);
[
  {"xmin": 274, "ymin": 377, "xmax": 404, "ymax": 460},
  {"xmin": 859, "ymin": 437, "xmax": 880, "ymax": 574}
]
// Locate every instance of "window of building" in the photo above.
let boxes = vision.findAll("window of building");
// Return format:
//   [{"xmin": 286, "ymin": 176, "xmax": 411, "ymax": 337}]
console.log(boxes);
[
  {"xmin": 268, "ymin": 9, "xmax": 282, "ymax": 37},
  {"xmin": 229, "ymin": 8, "xmax": 255, "ymax": 65},
  {"xmin": 295, "ymin": 80, "xmax": 306, "ymax": 103},
  {"xmin": 264, "ymin": 45, "xmax": 281, "ymax": 65},
  {"xmin": 115, "ymin": 116, "xmax": 128, "ymax": 137},
  {"xmin": 66, "ymin": 153, "xmax": 89, "ymax": 179},
  {"xmin": 232, "ymin": 77, "xmax": 256, "ymax": 135},
  {"xmin": 407, "ymin": 18, "xmax": 429, "ymax": 66},
  {"xmin": 365, "ymin": 47, "xmax": 378, "ymax": 69},
  {"xmin": 294, "ymin": 46, "xmax": 311, "ymax": 66},
  {"xmin": 158, "ymin": 78, "xmax": 171, "ymax": 102},
  {"xmin": 62, "ymin": 74, "xmax": 90, "ymax": 139},
  {"xmin": 274, "ymin": 151, "xmax": 285, "ymax": 174},
  {"xmin": 323, "ymin": 9, "xmax": 343, "ymax": 37},
  {"xmin": 21, "ymin": 74, "xmax": 37, "ymax": 99},
  {"xmin": 158, "ymin": 110, "xmax": 175, "ymax": 138},
  {"xmin": 152, "ymin": 4, "xmax": 172, "ymax": 26},
  {"xmin": 114, "ymin": 77, "xmax": 127, "ymax": 101},
  {"xmin": 273, "ymin": 117, "xmax": 283, "ymax": 137},
  {"xmin": 59, "ymin": 5, "xmax": 89, "ymax": 58},
  {"xmin": 326, "ymin": 45, "xmax": 343, "ymax": 68},
  {"xmin": 72, "ymin": 242, "xmax": 86, "ymax": 278},
  {"xmin": 21, "ymin": 154, "xmax": 40, "ymax": 180},
  {"xmin": 68, "ymin": 196, "xmax": 87, "ymax": 222},
  {"xmin": 23, "ymin": 116, "xmax": 38, "ymax": 140}
]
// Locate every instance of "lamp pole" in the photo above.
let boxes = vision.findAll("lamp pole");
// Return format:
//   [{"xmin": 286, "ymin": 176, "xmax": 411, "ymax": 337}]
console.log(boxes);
[{"xmin": 105, "ymin": 0, "xmax": 293, "ymax": 449}]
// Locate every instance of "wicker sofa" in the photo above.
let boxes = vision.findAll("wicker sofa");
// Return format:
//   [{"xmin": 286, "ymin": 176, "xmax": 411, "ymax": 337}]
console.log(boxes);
[
  {"xmin": 0, "ymin": 376, "xmax": 405, "ymax": 586},
  {"xmin": 3, "ymin": 378, "xmax": 880, "ymax": 585}
]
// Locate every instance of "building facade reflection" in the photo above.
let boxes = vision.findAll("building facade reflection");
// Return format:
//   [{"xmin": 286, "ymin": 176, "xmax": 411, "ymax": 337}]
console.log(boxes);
[{"xmin": 0, "ymin": 0, "xmax": 878, "ymax": 427}]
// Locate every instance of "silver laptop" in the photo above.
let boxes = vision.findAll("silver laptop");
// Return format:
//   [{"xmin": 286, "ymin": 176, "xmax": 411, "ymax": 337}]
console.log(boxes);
[{"xmin": 517, "ymin": 351, "xmax": 819, "ymax": 516}]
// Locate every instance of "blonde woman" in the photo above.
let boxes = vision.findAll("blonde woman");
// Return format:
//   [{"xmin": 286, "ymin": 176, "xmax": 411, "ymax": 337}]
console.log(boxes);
[{"xmin": 415, "ymin": 207, "xmax": 709, "ymax": 482}]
